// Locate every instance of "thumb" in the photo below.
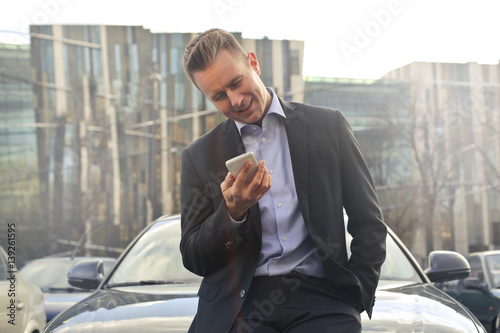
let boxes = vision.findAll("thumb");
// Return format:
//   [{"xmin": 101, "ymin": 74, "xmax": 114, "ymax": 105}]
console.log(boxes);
[{"xmin": 220, "ymin": 172, "xmax": 235, "ymax": 193}]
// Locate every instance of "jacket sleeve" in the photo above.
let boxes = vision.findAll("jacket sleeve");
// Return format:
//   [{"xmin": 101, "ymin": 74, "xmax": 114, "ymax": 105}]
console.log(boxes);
[
  {"xmin": 179, "ymin": 146, "xmax": 251, "ymax": 276},
  {"xmin": 337, "ymin": 110, "xmax": 387, "ymax": 317}
]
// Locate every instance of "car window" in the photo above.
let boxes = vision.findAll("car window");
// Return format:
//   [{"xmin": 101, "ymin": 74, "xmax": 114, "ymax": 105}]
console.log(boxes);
[
  {"xmin": 20, "ymin": 261, "xmax": 74, "ymax": 291},
  {"xmin": 484, "ymin": 254, "xmax": 500, "ymax": 288},
  {"xmin": 0, "ymin": 252, "xmax": 7, "ymax": 281},
  {"xmin": 468, "ymin": 256, "xmax": 485, "ymax": 283},
  {"xmin": 108, "ymin": 220, "xmax": 202, "ymax": 285}
]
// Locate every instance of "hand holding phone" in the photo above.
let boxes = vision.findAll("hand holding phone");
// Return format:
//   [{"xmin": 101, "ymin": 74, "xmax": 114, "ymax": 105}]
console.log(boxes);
[
  {"xmin": 225, "ymin": 152, "xmax": 259, "ymax": 182},
  {"xmin": 223, "ymin": 152, "xmax": 271, "ymax": 220}
]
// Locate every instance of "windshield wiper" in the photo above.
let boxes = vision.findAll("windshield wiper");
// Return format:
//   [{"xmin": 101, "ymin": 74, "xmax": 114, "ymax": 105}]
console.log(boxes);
[
  {"xmin": 106, "ymin": 280, "xmax": 186, "ymax": 288},
  {"xmin": 48, "ymin": 287, "xmax": 90, "ymax": 292},
  {"xmin": 139, "ymin": 280, "xmax": 186, "ymax": 285}
]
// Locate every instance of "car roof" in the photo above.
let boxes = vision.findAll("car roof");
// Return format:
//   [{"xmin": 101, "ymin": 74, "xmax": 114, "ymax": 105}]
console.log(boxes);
[
  {"xmin": 468, "ymin": 250, "xmax": 500, "ymax": 257},
  {"xmin": 153, "ymin": 214, "xmax": 181, "ymax": 223},
  {"xmin": 23, "ymin": 256, "xmax": 116, "ymax": 264}
]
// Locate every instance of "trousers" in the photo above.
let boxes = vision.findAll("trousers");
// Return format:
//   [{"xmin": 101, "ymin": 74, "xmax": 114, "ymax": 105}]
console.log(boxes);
[{"xmin": 230, "ymin": 272, "xmax": 362, "ymax": 333}]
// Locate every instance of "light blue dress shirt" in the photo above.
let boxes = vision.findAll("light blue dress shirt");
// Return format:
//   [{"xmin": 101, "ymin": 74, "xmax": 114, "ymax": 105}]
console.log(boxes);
[{"xmin": 234, "ymin": 88, "xmax": 325, "ymax": 278}]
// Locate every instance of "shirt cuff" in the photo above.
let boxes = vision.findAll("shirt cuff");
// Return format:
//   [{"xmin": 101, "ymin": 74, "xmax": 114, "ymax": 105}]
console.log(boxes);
[{"xmin": 228, "ymin": 211, "xmax": 248, "ymax": 224}]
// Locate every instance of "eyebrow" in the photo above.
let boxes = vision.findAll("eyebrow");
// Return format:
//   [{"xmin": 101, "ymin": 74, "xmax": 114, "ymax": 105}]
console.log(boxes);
[{"xmin": 228, "ymin": 75, "xmax": 244, "ymax": 88}]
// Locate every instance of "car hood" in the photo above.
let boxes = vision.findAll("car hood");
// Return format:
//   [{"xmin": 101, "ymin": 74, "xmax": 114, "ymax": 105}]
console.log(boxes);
[
  {"xmin": 44, "ymin": 282, "xmax": 484, "ymax": 333},
  {"xmin": 44, "ymin": 292, "xmax": 93, "ymax": 321},
  {"xmin": 44, "ymin": 284, "xmax": 199, "ymax": 333},
  {"xmin": 364, "ymin": 281, "xmax": 484, "ymax": 332}
]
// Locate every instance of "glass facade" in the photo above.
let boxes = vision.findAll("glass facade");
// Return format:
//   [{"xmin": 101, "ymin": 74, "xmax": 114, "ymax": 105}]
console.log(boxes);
[
  {"xmin": 0, "ymin": 44, "xmax": 37, "ymax": 191},
  {"xmin": 0, "ymin": 43, "xmax": 41, "ymax": 259}
]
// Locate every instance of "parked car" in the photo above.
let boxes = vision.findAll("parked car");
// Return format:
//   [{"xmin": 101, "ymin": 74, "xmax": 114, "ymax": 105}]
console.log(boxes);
[
  {"xmin": 0, "ymin": 245, "xmax": 46, "ymax": 333},
  {"xmin": 437, "ymin": 251, "xmax": 500, "ymax": 333},
  {"xmin": 20, "ymin": 256, "xmax": 116, "ymax": 322},
  {"xmin": 43, "ymin": 215, "xmax": 485, "ymax": 332}
]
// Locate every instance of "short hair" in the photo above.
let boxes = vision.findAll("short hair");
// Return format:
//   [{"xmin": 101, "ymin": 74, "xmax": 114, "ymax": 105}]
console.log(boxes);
[{"xmin": 183, "ymin": 28, "xmax": 247, "ymax": 85}]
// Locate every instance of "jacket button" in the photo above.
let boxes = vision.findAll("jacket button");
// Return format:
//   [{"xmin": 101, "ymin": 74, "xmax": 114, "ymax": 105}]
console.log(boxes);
[{"xmin": 240, "ymin": 289, "xmax": 246, "ymax": 298}]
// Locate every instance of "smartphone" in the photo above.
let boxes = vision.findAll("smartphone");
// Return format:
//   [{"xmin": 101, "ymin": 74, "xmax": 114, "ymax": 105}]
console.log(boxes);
[{"xmin": 225, "ymin": 152, "xmax": 259, "ymax": 182}]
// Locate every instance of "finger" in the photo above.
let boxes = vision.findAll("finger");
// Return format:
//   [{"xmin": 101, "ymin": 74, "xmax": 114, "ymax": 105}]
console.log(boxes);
[
  {"xmin": 250, "ymin": 167, "xmax": 271, "ymax": 200},
  {"xmin": 249, "ymin": 160, "xmax": 267, "ymax": 184},
  {"xmin": 220, "ymin": 172, "xmax": 235, "ymax": 193},
  {"xmin": 265, "ymin": 171, "xmax": 272, "ymax": 189},
  {"xmin": 260, "ymin": 172, "xmax": 272, "ymax": 195},
  {"xmin": 233, "ymin": 161, "xmax": 253, "ymax": 184},
  {"xmin": 257, "ymin": 177, "xmax": 271, "ymax": 200}
]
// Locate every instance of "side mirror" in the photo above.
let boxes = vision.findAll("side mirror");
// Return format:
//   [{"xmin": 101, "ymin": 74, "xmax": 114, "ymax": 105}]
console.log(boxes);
[
  {"xmin": 463, "ymin": 277, "xmax": 488, "ymax": 293},
  {"xmin": 68, "ymin": 259, "xmax": 113, "ymax": 290},
  {"xmin": 424, "ymin": 250, "xmax": 470, "ymax": 283}
]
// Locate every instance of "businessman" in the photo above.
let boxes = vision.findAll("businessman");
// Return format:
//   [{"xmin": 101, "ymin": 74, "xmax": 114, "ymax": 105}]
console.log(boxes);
[{"xmin": 180, "ymin": 28, "xmax": 387, "ymax": 333}]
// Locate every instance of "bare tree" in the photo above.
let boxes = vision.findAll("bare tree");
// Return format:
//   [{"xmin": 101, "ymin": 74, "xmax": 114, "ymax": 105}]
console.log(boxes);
[{"xmin": 372, "ymin": 66, "xmax": 500, "ymax": 262}]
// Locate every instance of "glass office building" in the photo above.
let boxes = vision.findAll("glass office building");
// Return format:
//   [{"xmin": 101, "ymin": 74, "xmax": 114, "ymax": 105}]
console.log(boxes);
[
  {"xmin": 0, "ymin": 44, "xmax": 38, "ymax": 220},
  {"xmin": 0, "ymin": 43, "xmax": 41, "ymax": 258}
]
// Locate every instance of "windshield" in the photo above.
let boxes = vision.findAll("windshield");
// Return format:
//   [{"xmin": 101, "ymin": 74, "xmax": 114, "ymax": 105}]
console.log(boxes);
[
  {"xmin": 20, "ymin": 260, "xmax": 76, "ymax": 291},
  {"xmin": 108, "ymin": 217, "xmax": 419, "ymax": 287},
  {"xmin": 345, "ymin": 222, "xmax": 421, "ymax": 283},
  {"xmin": 107, "ymin": 219, "xmax": 202, "ymax": 285},
  {"xmin": 485, "ymin": 253, "xmax": 500, "ymax": 288}
]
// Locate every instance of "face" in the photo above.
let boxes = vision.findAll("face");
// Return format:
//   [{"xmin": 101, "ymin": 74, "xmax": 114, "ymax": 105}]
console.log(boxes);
[{"xmin": 193, "ymin": 49, "xmax": 271, "ymax": 126}]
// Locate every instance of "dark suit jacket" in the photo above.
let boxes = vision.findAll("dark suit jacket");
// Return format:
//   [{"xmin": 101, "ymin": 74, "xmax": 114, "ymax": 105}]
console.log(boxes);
[{"xmin": 180, "ymin": 99, "xmax": 387, "ymax": 333}]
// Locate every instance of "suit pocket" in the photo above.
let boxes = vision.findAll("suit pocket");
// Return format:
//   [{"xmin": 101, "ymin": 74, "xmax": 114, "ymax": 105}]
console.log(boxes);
[{"xmin": 198, "ymin": 280, "xmax": 220, "ymax": 302}]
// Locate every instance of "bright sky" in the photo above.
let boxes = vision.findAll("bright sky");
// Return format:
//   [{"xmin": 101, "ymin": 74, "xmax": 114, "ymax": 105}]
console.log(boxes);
[{"xmin": 1, "ymin": 0, "xmax": 499, "ymax": 79}]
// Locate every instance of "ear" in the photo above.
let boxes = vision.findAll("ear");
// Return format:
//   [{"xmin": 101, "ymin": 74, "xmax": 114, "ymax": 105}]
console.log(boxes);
[{"xmin": 247, "ymin": 52, "xmax": 261, "ymax": 75}]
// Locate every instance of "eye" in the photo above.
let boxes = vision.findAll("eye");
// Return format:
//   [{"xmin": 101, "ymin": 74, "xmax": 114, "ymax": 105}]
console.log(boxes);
[{"xmin": 212, "ymin": 92, "xmax": 227, "ymax": 102}]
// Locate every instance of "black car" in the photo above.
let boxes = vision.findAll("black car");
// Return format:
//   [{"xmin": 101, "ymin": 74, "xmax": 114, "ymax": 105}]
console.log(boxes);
[
  {"xmin": 43, "ymin": 215, "xmax": 486, "ymax": 332},
  {"xmin": 437, "ymin": 251, "xmax": 500, "ymax": 333},
  {"xmin": 20, "ymin": 256, "xmax": 116, "ymax": 322}
]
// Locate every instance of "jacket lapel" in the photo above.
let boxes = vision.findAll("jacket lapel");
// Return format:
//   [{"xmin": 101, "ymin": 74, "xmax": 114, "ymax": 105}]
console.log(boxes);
[
  {"xmin": 221, "ymin": 119, "xmax": 245, "ymax": 161},
  {"xmin": 280, "ymin": 99, "xmax": 310, "ymax": 225}
]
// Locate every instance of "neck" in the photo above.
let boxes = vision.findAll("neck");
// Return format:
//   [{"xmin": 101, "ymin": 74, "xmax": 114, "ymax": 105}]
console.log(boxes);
[{"xmin": 253, "ymin": 88, "xmax": 273, "ymax": 127}]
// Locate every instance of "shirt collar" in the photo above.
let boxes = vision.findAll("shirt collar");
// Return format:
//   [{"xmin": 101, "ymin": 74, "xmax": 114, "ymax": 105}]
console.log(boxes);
[{"xmin": 234, "ymin": 88, "xmax": 286, "ymax": 135}]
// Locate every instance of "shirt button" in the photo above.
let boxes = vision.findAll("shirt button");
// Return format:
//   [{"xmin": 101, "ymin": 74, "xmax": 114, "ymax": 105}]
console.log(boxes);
[
  {"xmin": 272, "ymin": 260, "xmax": 277, "ymax": 264},
  {"xmin": 277, "ymin": 203, "xmax": 282, "ymax": 208},
  {"xmin": 269, "ymin": 170, "xmax": 274, "ymax": 175},
  {"xmin": 261, "ymin": 137, "xmax": 267, "ymax": 142},
  {"xmin": 282, "ymin": 236, "xmax": 287, "ymax": 241},
  {"xmin": 240, "ymin": 290, "xmax": 246, "ymax": 298}
]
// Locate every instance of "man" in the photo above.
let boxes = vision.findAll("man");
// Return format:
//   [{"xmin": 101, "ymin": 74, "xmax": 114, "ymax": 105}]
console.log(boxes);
[{"xmin": 180, "ymin": 28, "xmax": 387, "ymax": 333}]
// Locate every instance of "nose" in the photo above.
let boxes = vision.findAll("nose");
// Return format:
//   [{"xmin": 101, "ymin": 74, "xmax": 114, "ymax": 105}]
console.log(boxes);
[{"xmin": 227, "ymin": 90, "xmax": 243, "ymax": 108}]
